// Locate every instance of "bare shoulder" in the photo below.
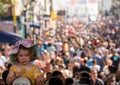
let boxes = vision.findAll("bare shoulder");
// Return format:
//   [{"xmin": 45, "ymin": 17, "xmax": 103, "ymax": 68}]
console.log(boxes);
[
  {"xmin": 11, "ymin": 64, "xmax": 20, "ymax": 69},
  {"xmin": 12, "ymin": 64, "xmax": 19, "ymax": 68}
]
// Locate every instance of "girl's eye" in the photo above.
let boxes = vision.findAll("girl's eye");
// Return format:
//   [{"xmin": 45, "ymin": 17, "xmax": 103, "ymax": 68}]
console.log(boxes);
[
  {"xmin": 25, "ymin": 54, "xmax": 29, "ymax": 57},
  {"xmin": 18, "ymin": 55, "xmax": 29, "ymax": 57},
  {"xmin": 18, "ymin": 55, "xmax": 23, "ymax": 57}
]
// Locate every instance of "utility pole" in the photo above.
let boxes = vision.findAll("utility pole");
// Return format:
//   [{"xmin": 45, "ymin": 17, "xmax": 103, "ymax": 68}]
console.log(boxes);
[
  {"xmin": 50, "ymin": 0, "xmax": 53, "ymax": 14},
  {"xmin": 44, "ymin": 0, "xmax": 46, "ymax": 11},
  {"xmin": 21, "ymin": 6, "xmax": 27, "ymax": 39},
  {"xmin": 11, "ymin": 0, "xmax": 17, "ymax": 33},
  {"xmin": 21, "ymin": 0, "xmax": 31, "ymax": 38}
]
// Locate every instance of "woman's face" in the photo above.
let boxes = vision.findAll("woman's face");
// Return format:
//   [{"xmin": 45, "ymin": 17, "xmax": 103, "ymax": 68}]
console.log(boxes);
[
  {"xmin": 17, "ymin": 49, "xmax": 31, "ymax": 65},
  {"xmin": 90, "ymin": 70, "xmax": 98, "ymax": 78}
]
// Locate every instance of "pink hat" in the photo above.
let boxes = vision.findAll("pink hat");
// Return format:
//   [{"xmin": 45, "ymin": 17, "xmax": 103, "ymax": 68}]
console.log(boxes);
[{"xmin": 10, "ymin": 39, "xmax": 39, "ymax": 63}]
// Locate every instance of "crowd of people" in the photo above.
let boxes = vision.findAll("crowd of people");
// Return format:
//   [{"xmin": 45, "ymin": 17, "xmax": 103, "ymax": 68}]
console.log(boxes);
[{"xmin": 0, "ymin": 14, "xmax": 120, "ymax": 85}]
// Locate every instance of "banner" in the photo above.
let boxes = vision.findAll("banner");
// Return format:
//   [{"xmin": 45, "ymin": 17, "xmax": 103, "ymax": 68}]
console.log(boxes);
[
  {"xmin": 88, "ymin": 0, "xmax": 97, "ymax": 3},
  {"xmin": 79, "ymin": 0, "xmax": 87, "ymax": 4}
]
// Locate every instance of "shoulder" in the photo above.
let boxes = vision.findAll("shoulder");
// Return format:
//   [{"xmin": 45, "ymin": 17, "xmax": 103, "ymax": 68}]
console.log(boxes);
[
  {"xmin": 97, "ymin": 78, "xmax": 104, "ymax": 84},
  {"xmin": 0, "ymin": 56, "xmax": 7, "ymax": 60},
  {"xmin": 32, "ymin": 64, "xmax": 40, "ymax": 72},
  {"xmin": 73, "ymin": 81, "xmax": 80, "ymax": 85},
  {"xmin": 9, "ymin": 64, "xmax": 18, "ymax": 72}
]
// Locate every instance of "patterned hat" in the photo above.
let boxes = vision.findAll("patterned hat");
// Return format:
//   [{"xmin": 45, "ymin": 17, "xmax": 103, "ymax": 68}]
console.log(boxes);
[{"xmin": 10, "ymin": 39, "xmax": 39, "ymax": 63}]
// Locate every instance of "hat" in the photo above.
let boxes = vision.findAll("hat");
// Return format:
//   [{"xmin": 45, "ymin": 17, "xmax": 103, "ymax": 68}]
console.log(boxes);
[{"xmin": 10, "ymin": 39, "xmax": 39, "ymax": 63}]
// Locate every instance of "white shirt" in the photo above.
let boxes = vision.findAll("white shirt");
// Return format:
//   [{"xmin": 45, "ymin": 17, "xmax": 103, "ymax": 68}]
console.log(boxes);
[
  {"xmin": 90, "ymin": 64, "xmax": 101, "ymax": 72},
  {"xmin": 0, "ymin": 56, "xmax": 7, "ymax": 67}
]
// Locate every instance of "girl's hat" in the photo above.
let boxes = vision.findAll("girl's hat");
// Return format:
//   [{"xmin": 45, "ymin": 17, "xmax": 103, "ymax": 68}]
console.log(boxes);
[{"xmin": 10, "ymin": 39, "xmax": 39, "ymax": 63}]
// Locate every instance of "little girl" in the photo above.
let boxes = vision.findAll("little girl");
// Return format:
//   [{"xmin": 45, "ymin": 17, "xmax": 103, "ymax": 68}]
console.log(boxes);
[{"xmin": 6, "ymin": 39, "xmax": 44, "ymax": 85}]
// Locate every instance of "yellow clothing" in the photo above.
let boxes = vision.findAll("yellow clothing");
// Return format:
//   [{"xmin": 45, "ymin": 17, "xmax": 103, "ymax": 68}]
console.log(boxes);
[{"xmin": 10, "ymin": 65, "xmax": 40, "ymax": 84}]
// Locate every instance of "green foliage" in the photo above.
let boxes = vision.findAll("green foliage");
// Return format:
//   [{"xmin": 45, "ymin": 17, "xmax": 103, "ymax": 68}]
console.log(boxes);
[
  {"xmin": 0, "ymin": 0, "xmax": 11, "ymax": 16},
  {"xmin": 0, "ymin": 3, "xmax": 4, "ymax": 15},
  {"xmin": 0, "ymin": 0, "xmax": 11, "ymax": 3}
]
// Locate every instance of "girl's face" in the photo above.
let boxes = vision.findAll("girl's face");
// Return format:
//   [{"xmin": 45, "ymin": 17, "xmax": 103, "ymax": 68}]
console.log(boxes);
[{"xmin": 17, "ymin": 49, "xmax": 31, "ymax": 65}]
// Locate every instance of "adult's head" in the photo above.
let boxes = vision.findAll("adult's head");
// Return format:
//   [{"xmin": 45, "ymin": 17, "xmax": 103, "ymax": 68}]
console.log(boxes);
[
  {"xmin": 90, "ymin": 68, "xmax": 98, "ymax": 79},
  {"xmin": 65, "ymin": 77, "xmax": 74, "ymax": 85},
  {"xmin": 52, "ymin": 70, "xmax": 65, "ymax": 84},
  {"xmin": 79, "ymin": 71, "xmax": 91, "ymax": 84},
  {"xmin": 49, "ymin": 76, "xmax": 64, "ymax": 85}
]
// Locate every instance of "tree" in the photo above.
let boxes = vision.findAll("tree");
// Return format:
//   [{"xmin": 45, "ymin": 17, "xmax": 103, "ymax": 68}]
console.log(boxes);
[
  {"xmin": 111, "ymin": 0, "xmax": 120, "ymax": 19},
  {"xmin": 0, "ymin": 0, "xmax": 12, "ymax": 19}
]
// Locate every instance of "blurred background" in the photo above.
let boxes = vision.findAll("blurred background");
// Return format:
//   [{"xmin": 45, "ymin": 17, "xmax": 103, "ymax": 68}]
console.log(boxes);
[
  {"xmin": 0, "ymin": 0, "xmax": 120, "ymax": 84},
  {"xmin": 0, "ymin": 0, "xmax": 120, "ymax": 38}
]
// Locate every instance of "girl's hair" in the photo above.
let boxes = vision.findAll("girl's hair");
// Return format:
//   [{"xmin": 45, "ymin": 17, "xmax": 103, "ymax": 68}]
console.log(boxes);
[{"xmin": 13, "ymin": 45, "xmax": 36, "ymax": 62}]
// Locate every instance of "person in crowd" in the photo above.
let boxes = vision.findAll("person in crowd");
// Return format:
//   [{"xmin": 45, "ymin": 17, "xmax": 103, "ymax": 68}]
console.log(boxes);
[
  {"xmin": 89, "ymin": 68, "xmax": 104, "ymax": 85},
  {"xmin": 92, "ymin": 49, "xmax": 103, "ymax": 72},
  {"xmin": 0, "ymin": 50, "xmax": 7, "ymax": 70},
  {"xmin": 102, "ymin": 59, "xmax": 113, "ymax": 76},
  {"xmin": 79, "ymin": 71, "xmax": 91, "ymax": 84},
  {"xmin": 2, "ymin": 62, "xmax": 12, "ymax": 85},
  {"xmin": 110, "ymin": 49, "xmax": 120, "ymax": 70},
  {"xmin": 6, "ymin": 39, "xmax": 44, "ymax": 85},
  {"xmin": 101, "ymin": 49, "xmax": 109, "ymax": 67},
  {"xmin": 51, "ymin": 70, "xmax": 65, "ymax": 84},
  {"xmin": 72, "ymin": 63, "xmax": 80, "ymax": 79},
  {"xmin": 49, "ymin": 76, "xmax": 64, "ymax": 85},
  {"xmin": 4, "ymin": 46, "xmax": 12, "ymax": 62},
  {"xmin": 65, "ymin": 77, "xmax": 74, "ymax": 85},
  {"xmin": 79, "ymin": 58, "xmax": 91, "ymax": 73},
  {"xmin": 90, "ymin": 59, "xmax": 101, "ymax": 72},
  {"xmin": 104, "ymin": 65, "xmax": 117, "ymax": 85},
  {"xmin": 44, "ymin": 72, "xmax": 52, "ymax": 85},
  {"xmin": 73, "ymin": 71, "xmax": 91, "ymax": 85},
  {"xmin": 116, "ymin": 64, "xmax": 120, "ymax": 82}
]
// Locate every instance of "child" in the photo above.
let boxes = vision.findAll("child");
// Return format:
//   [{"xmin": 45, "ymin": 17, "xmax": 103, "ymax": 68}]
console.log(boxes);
[{"xmin": 6, "ymin": 39, "xmax": 44, "ymax": 85}]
